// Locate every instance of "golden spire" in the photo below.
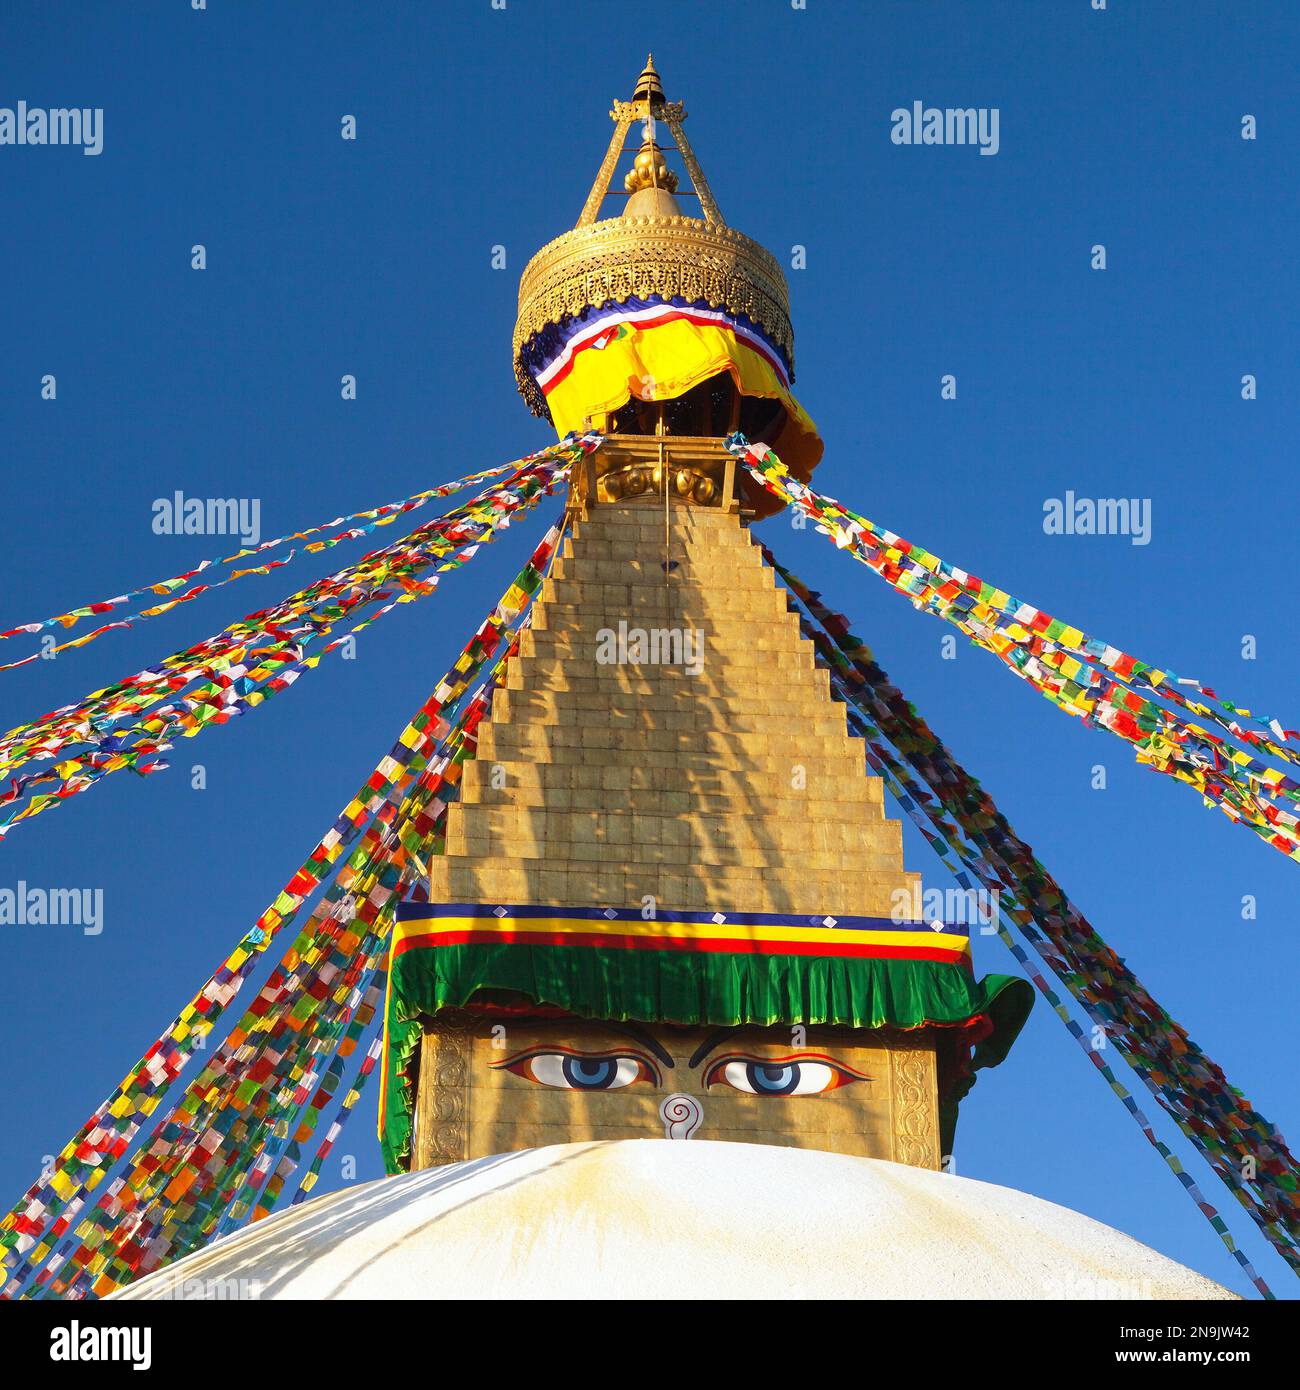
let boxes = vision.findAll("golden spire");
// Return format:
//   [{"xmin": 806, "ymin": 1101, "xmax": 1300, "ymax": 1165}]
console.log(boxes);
[
  {"xmin": 574, "ymin": 55, "xmax": 722, "ymax": 227},
  {"xmin": 622, "ymin": 57, "xmax": 679, "ymax": 216},
  {"xmin": 631, "ymin": 53, "xmax": 664, "ymax": 106},
  {"xmin": 513, "ymin": 57, "xmax": 794, "ymax": 418}
]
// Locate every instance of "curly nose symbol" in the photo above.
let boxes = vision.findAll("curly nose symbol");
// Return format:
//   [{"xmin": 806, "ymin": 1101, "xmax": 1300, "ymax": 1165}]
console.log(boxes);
[{"xmin": 659, "ymin": 1093, "xmax": 703, "ymax": 1141}]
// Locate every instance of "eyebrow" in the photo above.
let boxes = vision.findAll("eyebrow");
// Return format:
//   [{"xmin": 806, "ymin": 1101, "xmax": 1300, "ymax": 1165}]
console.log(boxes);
[
  {"xmin": 610, "ymin": 1023, "xmax": 675, "ymax": 1069},
  {"xmin": 687, "ymin": 1029, "xmax": 741, "ymax": 1070}
]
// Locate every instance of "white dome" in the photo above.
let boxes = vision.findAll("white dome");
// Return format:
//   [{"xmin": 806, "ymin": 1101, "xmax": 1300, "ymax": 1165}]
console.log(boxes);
[{"xmin": 116, "ymin": 1140, "xmax": 1234, "ymax": 1301}]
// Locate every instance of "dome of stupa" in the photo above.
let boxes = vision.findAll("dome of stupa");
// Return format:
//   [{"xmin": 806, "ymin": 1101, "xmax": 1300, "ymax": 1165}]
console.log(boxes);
[{"xmin": 115, "ymin": 1140, "xmax": 1234, "ymax": 1301}]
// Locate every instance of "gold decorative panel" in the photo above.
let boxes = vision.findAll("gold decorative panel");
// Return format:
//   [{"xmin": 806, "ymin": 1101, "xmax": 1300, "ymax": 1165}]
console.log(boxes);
[{"xmin": 414, "ymin": 1014, "xmax": 940, "ymax": 1171}]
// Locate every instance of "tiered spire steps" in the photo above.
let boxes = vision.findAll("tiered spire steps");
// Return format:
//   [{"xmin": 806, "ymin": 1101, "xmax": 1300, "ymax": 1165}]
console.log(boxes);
[{"xmin": 429, "ymin": 500, "xmax": 919, "ymax": 918}]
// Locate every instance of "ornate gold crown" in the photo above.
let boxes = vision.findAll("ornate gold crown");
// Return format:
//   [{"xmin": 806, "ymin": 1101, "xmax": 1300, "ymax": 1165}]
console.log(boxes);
[{"xmin": 513, "ymin": 56, "xmax": 795, "ymax": 420}]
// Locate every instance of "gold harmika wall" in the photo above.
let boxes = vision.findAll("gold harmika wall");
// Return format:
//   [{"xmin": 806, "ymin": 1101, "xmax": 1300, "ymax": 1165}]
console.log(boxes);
[{"xmin": 414, "ymin": 1014, "xmax": 940, "ymax": 1170}]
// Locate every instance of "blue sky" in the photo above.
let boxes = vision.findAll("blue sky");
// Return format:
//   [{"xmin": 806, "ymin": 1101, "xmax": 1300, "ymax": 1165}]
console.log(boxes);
[{"xmin": 1, "ymin": 2, "xmax": 1296, "ymax": 1297}]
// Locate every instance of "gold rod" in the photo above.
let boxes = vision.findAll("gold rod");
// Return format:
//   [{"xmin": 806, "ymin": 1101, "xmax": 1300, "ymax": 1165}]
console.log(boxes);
[{"xmin": 660, "ymin": 409, "xmax": 670, "ymax": 612}]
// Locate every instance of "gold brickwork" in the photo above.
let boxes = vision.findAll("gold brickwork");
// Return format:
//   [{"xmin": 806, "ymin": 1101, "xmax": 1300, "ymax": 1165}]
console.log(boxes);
[{"xmin": 429, "ymin": 501, "xmax": 919, "ymax": 917}]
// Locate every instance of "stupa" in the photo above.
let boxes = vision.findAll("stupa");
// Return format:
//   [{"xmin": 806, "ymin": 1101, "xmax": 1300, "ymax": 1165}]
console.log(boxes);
[{"xmin": 117, "ymin": 59, "xmax": 1233, "ymax": 1301}]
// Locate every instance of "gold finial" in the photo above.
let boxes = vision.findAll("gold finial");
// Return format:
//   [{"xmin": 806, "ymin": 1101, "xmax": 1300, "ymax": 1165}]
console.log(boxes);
[
  {"xmin": 632, "ymin": 53, "xmax": 664, "ymax": 105},
  {"xmin": 623, "ymin": 139, "xmax": 678, "ymax": 195}
]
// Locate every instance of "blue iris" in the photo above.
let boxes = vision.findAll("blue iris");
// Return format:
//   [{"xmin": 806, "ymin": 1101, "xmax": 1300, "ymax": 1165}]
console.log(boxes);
[
  {"xmin": 747, "ymin": 1062, "xmax": 799, "ymax": 1095},
  {"xmin": 562, "ymin": 1056, "xmax": 620, "ymax": 1090}
]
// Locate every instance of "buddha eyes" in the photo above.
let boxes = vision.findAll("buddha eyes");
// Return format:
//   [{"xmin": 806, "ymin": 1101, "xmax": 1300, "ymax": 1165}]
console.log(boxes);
[
  {"xmin": 494, "ymin": 1048, "xmax": 868, "ymax": 1096},
  {"xmin": 703, "ymin": 1054, "xmax": 868, "ymax": 1096},
  {"xmin": 495, "ymin": 1048, "xmax": 660, "ymax": 1091}
]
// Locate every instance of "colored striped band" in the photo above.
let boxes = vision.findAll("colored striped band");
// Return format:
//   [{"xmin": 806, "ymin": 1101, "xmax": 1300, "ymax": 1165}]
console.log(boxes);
[
  {"xmin": 532, "ymin": 300, "xmax": 792, "ymax": 394},
  {"xmin": 393, "ymin": 902, "xmax": 973, "ymax": 968}
]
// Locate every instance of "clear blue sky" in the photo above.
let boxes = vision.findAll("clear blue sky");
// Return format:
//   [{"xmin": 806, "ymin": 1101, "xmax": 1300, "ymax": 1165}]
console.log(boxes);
[{"xmin": 1, "ymin": 2, "xmax": 1296, "ymax": 1298}]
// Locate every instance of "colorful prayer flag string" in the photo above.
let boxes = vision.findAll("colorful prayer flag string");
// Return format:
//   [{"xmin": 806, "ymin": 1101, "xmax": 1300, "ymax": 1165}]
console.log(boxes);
[
  {"xmin": 729, "ymin": 435, "xmax": 1300, "ymax": 866},
  {"xmin": 0, "ymin": 435, "xmax": 599, "ymax": 841},
  {"xmin": 0, "ymin": 512, "xmax": 569, "ymax": 1298},
  {"xmin": 765, "ymin": 543, "xmax": 1298, "ymax": 1295},
  {"xmin": 0, "ymin": 459, "xmax": 525, "ymax": 671}
]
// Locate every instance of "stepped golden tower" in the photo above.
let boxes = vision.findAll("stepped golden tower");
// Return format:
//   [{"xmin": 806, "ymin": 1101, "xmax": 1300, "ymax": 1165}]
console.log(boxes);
[{"xmin": 380, "ymin": 58, "xmax": 1030, "ymax": 1177}]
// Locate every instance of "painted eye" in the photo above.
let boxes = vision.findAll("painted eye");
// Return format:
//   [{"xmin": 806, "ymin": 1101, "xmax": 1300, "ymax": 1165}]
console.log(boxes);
[
  {"xmin": 495, "ymin": 1050, "xmax": 657, "ymax": 1090},
  {"xmin": 704, "ymin": 1055, "xmax": 867, "ymax": 1096}
]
